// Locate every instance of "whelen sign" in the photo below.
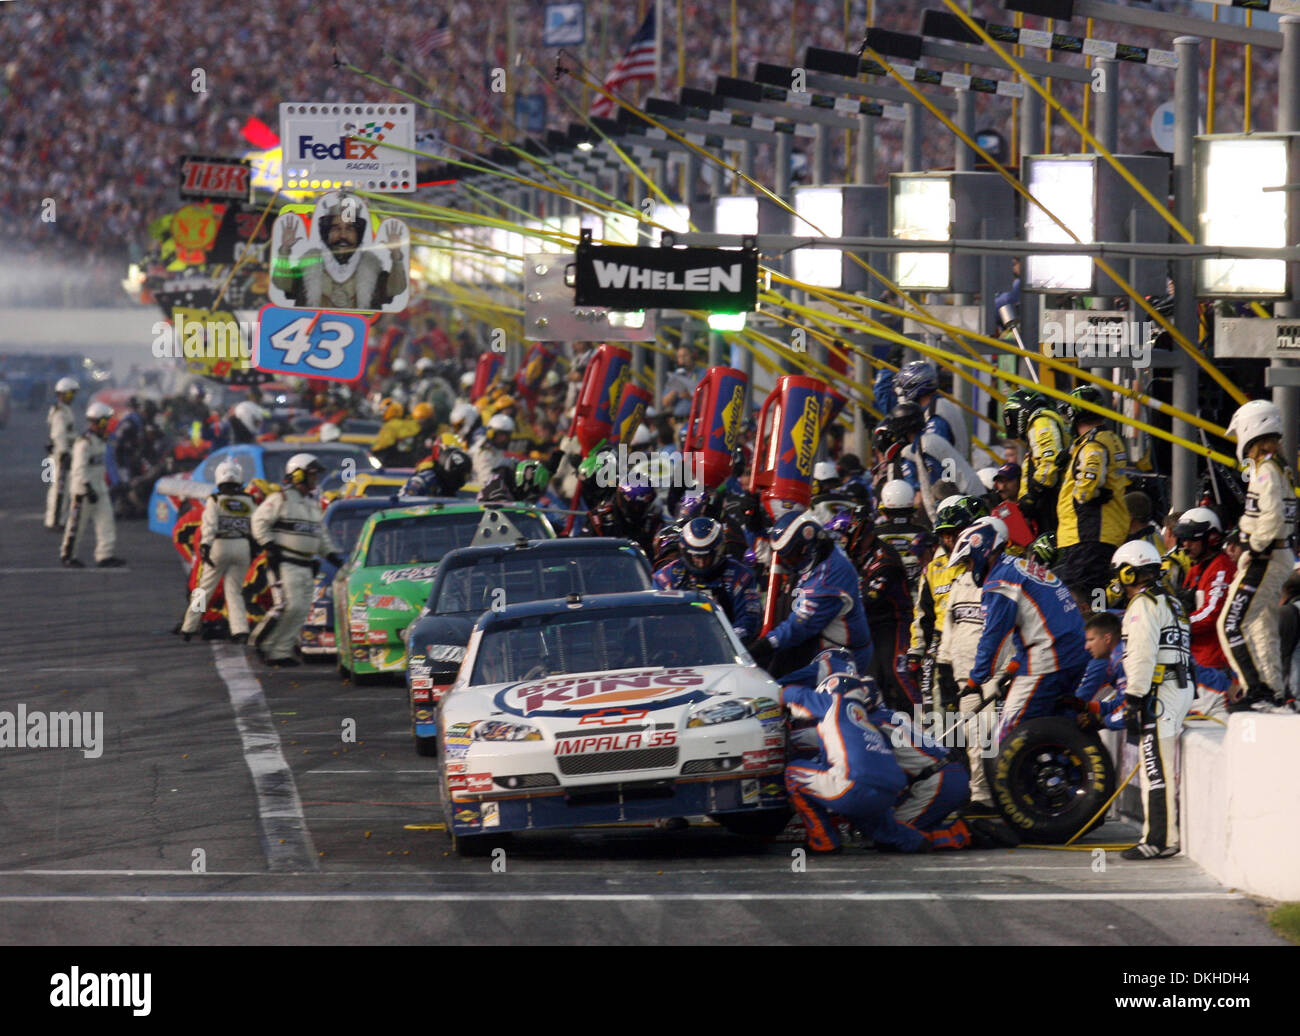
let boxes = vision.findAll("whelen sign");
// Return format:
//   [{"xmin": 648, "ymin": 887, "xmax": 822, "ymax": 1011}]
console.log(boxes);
[
  {"xmin": 177, "ymin": 155, "xmax": 252, "ymax": 203},
  {"xmin": 573, "ymin": 241, "xmax": 758, "ymax": 312}
]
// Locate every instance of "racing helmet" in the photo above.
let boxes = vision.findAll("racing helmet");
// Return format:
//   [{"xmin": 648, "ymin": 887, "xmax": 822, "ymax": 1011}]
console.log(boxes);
[
  {"xmin": 438, "ymin": 446, "xmax": 472, "ymax": 491},
  {"xmin": 888, "ymin": 401, "xmax": 925, "ymax": 440},
  {"xmin": 652, "ymin": 523, "xmax": 682, "ymax": 568},
  {"xmin": 214, "ymin": 460, "xmax": 244, "ymax": 488},
  {"xmin": 809, "ymin": 648, "xmax": 858, "ymax": 683},
  {"xmin": 415, "ymin": 357, "xmax": 435, "ymax": 375},
  {"xmin": 411, "ymin": 401, "xmax": 435, "ymax": 422},
  {"xmin": 86, "ymin": 401, "xmax": 113, "ymax": 433},
  {"xmin": 812, "ymin": 460, "xmax": 839, "ymax": 496},
  {"xmin": 894, "ymin": 361, "xmax": 939, "ymax": 402},
  {"xmin": 285, "ymin": 452, "xmax": 325, "ymax": 486},
  {"xmin": 1111, "ymin": 539, "xmax": 1163, "ymax": 586},
  {"xmin": 1226, "ymin": 399, "xmax": 1284, "ymax": 463},
  {"xmin": 934, "ymin": 494, "xmax": 991, "ymax": 536},
  {"xmin": 678, "ymin": 491, "xmax": 710, "ymax": 521},
  {"xmin": 54, "ymin": 376, "xmax": 79, "ymax": 401},
  {"xmin": 1161, "ymin": 547, "xmax": 1192, "ymax": 595},
  {"xmin": 824, "ymin": 511, "xmax": 853, "ymax": 540},
  {"xmin": 1060, "ymin": 384, "xmax": 1108, "ymax": 430},
  {"xmin": 815, "ymin": 672, "xmax": 882, "ymax": 711},
  {"xmin": 450, "ymin": 400, "xmax": 477, "ymax": 430},
  {"xmin": 391, "ymin": 358, "xmax": 410, "ymax": 375},
  {"xmin": 1173, "ymin": 506, "xmax": 1223, "ymax": 548},
  {"xmin": 949, "ymin": 516, "xmax": 1010, "ymax": 587},
  {"xmin": 615, "ymin": 479, "xmax": 656, "ymax": 523},
  {"xmin": 976, "ymin": 467, "xmax": 1000, "ymax": 493},
  {"xmin": 514, "ymin": 459, "xmax": 549, "ymax": 498},
  {"xmin": 879, "ymin": 479, "xmax": 915, "ymax": 511},
  {"xmin": 1029, "ymin": 531, "xmax": 1058, "ymax": 567},
  {"xmin": 771, "ymin": 511, "xmax": 826, "ymax": 575},
  {"xmin": 1002, "ymin": 387, "xmax": 1049, "ymax": 440},
  {"xmin": 319, "ymin": 422, "xmax": 342, "ymax": 443},
  {"xmin": 380, "ymin": 397, "xmax": 404, "ymax": 421},
  {"xmin": 487, "ymin": 412, "xmax": 515, "ymax": 434},
  {"xmin": 680, "ymin": 517, "xmax": 727, "ymax": 578}
]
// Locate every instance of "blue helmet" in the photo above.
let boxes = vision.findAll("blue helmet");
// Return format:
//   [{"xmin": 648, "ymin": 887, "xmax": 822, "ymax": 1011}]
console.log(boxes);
[
  {"xmin": 680, "ymin": 516, "xmax": 726, "ymax": 577},
  {"xmin": 948, "ymin": 516, "xmax": 1010, "ymax": 587},
  {"xmin": 616, "ymin": 479, "xmax": 656, "ymax": 522},
  {"xmin": 771, "ymin": 511, "xmax": 824, "ymax": 574},
  {"xmin": 815, "ymin": 672, "xmax": 883, "ymax": 711},
  {"xmin": 678, "ymin": 491, "xmax": 708, "ymax": 521},
  {"xmin": 895, "ymin": 361, "xmax": 938, "ymax": 402}
]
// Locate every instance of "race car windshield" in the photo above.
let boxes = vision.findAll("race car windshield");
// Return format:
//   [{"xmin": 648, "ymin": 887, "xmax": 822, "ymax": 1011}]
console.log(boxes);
[
  {"xmin": 366, "ymin": 512, "xmax": 551, "ymax": 567},
  {"xmin": 470, "ymin": 604, "xmax": 734, "ymax": 684},
  {"xmin": 434, "ymin": 552, "xmax": 651, "ymax": 615},
  {"xmin": 328, "ymin": 509, "xmax": 383, "ymax": 555}
]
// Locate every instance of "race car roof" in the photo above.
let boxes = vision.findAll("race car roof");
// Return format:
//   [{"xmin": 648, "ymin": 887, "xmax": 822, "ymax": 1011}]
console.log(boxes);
[
  {"xmin": 438, "ymin": 537, "xmax": 640, "ymax": 571},
  {"xmin": 473, "ymin": 589, "xmax": 710, "ymax": 631}
]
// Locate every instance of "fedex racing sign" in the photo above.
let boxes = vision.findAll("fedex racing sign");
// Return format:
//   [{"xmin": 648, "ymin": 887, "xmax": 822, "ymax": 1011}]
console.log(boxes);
[{"xmin": 279, "ymin": 102, "xmax": 416, "ymax": 193}]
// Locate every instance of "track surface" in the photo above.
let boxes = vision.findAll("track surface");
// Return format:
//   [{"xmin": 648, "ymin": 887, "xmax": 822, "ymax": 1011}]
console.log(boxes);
[{"xmin": 0, "ymin": 404, "xmax": 1284, "ymax": 945}]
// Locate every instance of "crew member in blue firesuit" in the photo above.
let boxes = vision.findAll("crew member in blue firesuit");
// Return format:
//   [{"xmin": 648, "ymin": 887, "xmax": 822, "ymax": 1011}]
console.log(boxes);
[
  {"xmin": 781, "ymin": 672, "xmax": 973, "ymax": 853},
  {"xmin": 653, "ymin": 516, "xmax": 761, "ymax": 642},
  {"xmin": 748, "ymin": 511, "xmax": 874, "ymax": 676},
  {"xmin": 952, "ymin": 516, "xmax": 1090, "ymax": 741}
]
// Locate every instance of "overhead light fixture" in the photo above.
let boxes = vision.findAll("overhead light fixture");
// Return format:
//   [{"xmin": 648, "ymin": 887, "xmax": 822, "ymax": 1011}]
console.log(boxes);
[
  {"xmin": 1196, "ymin": 134, "xmax": 1295, "ymax": 298},
  {"xmin": 891, "ymin": 171, "xmax": 1015, "ymax": 293},
  {"xmin": 1022, "ymin": 153, "xmax": 1169, "ymax": 296},
  {"xmin": 707, "ymin": 312, "xmax": 747, "ymax": 331},
  {"xmin": 650, "ymin": 201, "xmax": 691, "ymax": 246},
  {"xmin": 791, "ymin": 184, "xmax": 890, "ymax": 294}
]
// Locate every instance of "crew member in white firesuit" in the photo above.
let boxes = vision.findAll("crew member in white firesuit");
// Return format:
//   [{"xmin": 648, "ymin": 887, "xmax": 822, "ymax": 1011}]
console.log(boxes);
[
  {"xmin": 61, "ymin": 401, "xmax": 123, "ymax": 568},
  {"xmin": 1216, "ymin": 400, "xmax": 1298, "ymax": 710},
  {"xmin": 181, "ymin": 460, "xmax": 256, "ymax": 644},
  {"xmin": 471, "ymin": 413, "xmax": 515, "ymax": 485},
  {"xmin": 251, "ymin": 454, "xmax": 342, "ymax": 667},
  {"xmin": 45, "ymin": 377, "xmax": 79, "ymax": 530},
  {"xmin": 1111, "ymin": 540, "xmax": 1196, "ymax": 859}
]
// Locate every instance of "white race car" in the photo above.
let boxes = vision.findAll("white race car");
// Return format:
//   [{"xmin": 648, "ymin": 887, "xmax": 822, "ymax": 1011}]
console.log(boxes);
[{"xmin": 438, "ymin": 590, "xmax": 790, "ymax": 854}]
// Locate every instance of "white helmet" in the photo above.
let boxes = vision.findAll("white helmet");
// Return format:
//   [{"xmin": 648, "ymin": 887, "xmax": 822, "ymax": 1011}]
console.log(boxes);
[
  {"xmin": 631, "ymin": 422, "xmax": 653, "ymax": 446},
  {"xmin": 415, "ymin": 357, "xmax": 435, "ymax": 374},
  {"xmin": 214, "ymin": 460, "xmax": 244, "ymax": 486},
  {"xmin": 1226, "ymin": 399, "xmax": 1283, "ymax": 463},
  {"xmin": 319, "ymin": 422, "xmax": 342, "ymax": 443},
  {"xmin": 234, "ymin": 401, "xmax": 264, "ymax": 430},
  {"xmin": 977, "ymin": 466, "xmax": 1000, "ymax": 492},
  {"xmin": 487, "ymin": 413, "xmax": 515, "ymax": 434},
  {"xmin": 450, "ymin": 401, "xmax": 477, "ymax": 428},
  {"xmin": 86, "ymin": 401, "xmax": 113, "ymax": 421},
  {"xmin": 285, "ymin": 452, "xmax": 324, "ymax": 485},
  {"xmin": 949, "ymin": 516, "xmax": 1010, "ymax": 585},
  {"xmin": 460, "ymin": 371, "xmax": 476, "ymax": 389},
  {"xmin": 1111, "ymin": 539, "xmax": 1164, "ymax": 585},
  {"xmin": 880, "ymin": 479, "xmax": 915, "ymax": 510},
  {"xmin": 391, "ymin": 358, "xmax": 410, "ymax": 374},
  {"xmin": 55, "ymin": 377, "xmax": 79, "ymax": 395},
  {"xmin": 1173, "ymin": 506, "xmax": 1222, "ymax": 540},
  {"xmin": 812, "ymin": 460, "xmax": 838, "ymax": 483},
  {"xmin": 936, "ymin": 493, "xmax": 965, "ymax": 514}
]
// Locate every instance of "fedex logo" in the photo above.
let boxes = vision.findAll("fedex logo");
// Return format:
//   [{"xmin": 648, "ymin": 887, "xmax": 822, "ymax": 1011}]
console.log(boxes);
[{"xmin": 297, "ymin": 135, "xmax": 380, "ymax": 160}]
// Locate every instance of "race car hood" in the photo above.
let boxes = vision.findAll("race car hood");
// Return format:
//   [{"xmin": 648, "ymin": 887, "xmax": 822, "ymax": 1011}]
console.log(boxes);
[
  {"xmin": 349, "ymin": 564, "xmax": 441, "ymax": 617},
  {"xmin": 449, "ymin": 664, "xmax": 779, "ymax": 724}
]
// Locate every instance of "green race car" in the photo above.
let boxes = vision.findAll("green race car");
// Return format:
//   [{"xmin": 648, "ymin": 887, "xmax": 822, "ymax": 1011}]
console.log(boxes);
[{"xmin": 333, "ymin": 503, "xmax": 555, "ymax": 681}]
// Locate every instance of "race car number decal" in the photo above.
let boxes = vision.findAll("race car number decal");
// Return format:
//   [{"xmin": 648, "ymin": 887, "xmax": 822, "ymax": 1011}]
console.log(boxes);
[
  {"xmin": 554, "ymin": 730, "xmax": 677, "ymax": 755},
  {"xmin": 499, "ymin": 667, "xmax": 712, "ymax": 716}
]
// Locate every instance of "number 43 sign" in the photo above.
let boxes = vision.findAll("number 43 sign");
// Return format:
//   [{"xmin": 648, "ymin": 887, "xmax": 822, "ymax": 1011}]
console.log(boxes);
[{"xmin": 254, "ymin": 304, "xmax": 370, "ymax": 381}]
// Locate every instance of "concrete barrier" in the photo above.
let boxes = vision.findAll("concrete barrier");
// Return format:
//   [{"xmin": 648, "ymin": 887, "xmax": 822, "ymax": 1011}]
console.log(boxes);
[{"xmin": 1110, "ymin": 714, "xmax": 1300, "ymax": 900}]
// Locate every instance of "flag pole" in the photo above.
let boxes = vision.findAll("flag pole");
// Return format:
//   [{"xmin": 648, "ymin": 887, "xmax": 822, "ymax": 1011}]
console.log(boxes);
[{"xmin": 654, "ymin": 0, "xmax": 664, "ymax": 94}]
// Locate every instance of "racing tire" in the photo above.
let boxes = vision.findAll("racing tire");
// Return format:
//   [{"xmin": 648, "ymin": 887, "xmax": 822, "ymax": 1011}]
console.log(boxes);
[
  {"xmin": 985, "ymin": 717, "xmax": 1115, "ymax": 845},
  {"xmin": 711, "ymin": 807, "xmax": 793, "ymax": 841}
]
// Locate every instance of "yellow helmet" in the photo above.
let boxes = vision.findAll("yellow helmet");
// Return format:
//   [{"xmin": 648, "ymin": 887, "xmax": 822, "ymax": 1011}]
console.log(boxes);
[
  {"xmin": 381, "ymin": 398, "xmax": 404, "ymax": 421},
  {"xmin": 411, "ymin": 401, "xmax": 434, "ymax": 422}
]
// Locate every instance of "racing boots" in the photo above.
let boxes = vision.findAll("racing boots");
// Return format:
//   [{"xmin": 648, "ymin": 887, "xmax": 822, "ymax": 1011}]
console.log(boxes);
[
  {"xmin": 1121, "ymin": 843, "xmax": 1179, "ymax": 861},
  {"xmin": 96, "ymin": 557, "xmax": 127, "ymax": 568}
]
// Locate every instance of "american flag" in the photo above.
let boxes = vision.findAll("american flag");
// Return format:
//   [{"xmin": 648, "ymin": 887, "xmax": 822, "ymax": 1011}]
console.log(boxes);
[
  {"xmin": 415, "ymin": 13, "xmax": 453, "ymax": 60},
  {"xmin": 589, "ymin": 9, "xmax": 657, "ymax": 118}
]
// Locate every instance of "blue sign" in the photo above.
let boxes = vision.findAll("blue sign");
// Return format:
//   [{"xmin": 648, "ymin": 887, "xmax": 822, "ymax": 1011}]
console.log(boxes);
[
  {"xmin": 544, "ymin": 2, "xmax": 585, "ymax": 46},
  {"xmin": 514, "ymin": 93, "xmax": 547, "ymax": 134},
  {"xmin": 254, "ymin": 305, "xmax": 369, "ymax": 382}
]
